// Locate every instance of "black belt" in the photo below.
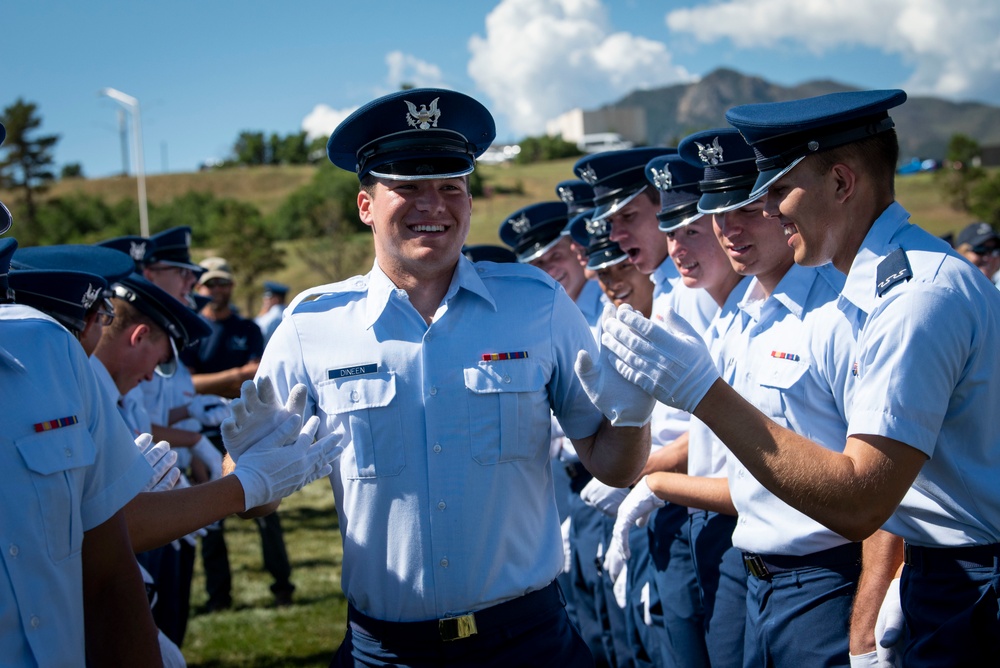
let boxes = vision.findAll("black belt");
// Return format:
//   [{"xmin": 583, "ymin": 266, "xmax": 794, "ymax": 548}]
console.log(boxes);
[
  {"xmin": 743, "ymin": 542, "xmax": 862, "ymax": 580},
  {"xmin": 348, "ymin": 581, "xmax": 564, "ymax": 644},
  {"xmin": 904, "ymin": 542, "xmax": 1000, "ymax": 571},
  {"xmin": 564, "ymin": 461, "xmax": 593, "ymax": 494}
]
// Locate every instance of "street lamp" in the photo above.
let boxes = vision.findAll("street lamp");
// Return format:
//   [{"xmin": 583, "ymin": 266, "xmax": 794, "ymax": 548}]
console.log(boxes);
[{"xmin": 100, "ymin": 87, "xmax": 149, "ymax": 237}]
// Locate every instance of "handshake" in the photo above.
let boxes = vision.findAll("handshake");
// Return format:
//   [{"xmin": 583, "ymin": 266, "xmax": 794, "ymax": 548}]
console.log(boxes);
[{"xmin": 575, "ymin": 303, "xmax": 720, "ymax": 424}]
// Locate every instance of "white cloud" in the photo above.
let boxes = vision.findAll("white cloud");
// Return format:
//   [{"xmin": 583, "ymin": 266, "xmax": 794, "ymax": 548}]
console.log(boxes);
[
  {"xmin": 301, "ymin": 104, "xmax": 357, "ymax": 141},
  {"xmin": 468, "ymin": 0, "xmax": 694, "ymax": 136},
  {"xmin": 665, "ymin": 0, "xmax": 1000, "ymax": 103},
  {"xmin": 385, "ymin": 51, "xmax": 447, "ymax": 90}
]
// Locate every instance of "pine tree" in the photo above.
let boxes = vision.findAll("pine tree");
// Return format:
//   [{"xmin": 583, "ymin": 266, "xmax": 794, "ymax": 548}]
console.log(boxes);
[{"xmin": 0, "ymin": 99, "xmax": 59, "ymax": 227}]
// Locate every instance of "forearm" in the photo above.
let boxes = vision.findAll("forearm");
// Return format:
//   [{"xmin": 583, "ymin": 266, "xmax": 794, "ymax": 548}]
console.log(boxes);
[
  {"xmin": 646, "ymin": 471, "xmax": 736, "ymax": 515},
  {"xmin": 150, "ymin": 423, "xmax": 202, "ymax": 448},
  {"xmin": 850, "ymin": 530, "xmax": 904, "ymax": 654},
  {"xmin": 124, "ymin": 476, "xmax": 247, "ymax": 552},
  {"xmin": 191, "ymin": 360, "xmax": 259, "ymax": 398},
  {"xmin": 640, "ymin": 432, "xmax": 688, "ymax": 477},
  {"xmin": 167, "ymin": 405, "xmax": 189, "ymax": 425},
  {"xmin": 575, "ymin": 419, "xmax": 650, "ymax": 488},
  {"xmin": 83, "ymin": 510, "xmax": 162, "ymax": 667},
  {"xmin": 694, "ymin": 380, "xmax": 921, "ymax": 541}
]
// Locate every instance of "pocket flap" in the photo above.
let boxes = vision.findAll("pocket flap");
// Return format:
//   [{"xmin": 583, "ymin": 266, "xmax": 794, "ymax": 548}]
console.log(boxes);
[
  {"xmin": 318, "ymin": 371, "xmax": 397, "ymax": 414},
  {"xmin": 464, "ymin": 362, "xmax": 546, "ymax": 394},
  {"xmin": 17, "ymin": 425, "xmax": 97, "ymax": 475}
]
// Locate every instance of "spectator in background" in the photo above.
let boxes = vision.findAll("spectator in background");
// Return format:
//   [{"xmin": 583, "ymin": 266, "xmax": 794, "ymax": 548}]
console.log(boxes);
[
  {"xmin": 184, "ymin": 256, "xmax": 295, "ymax": 611},
  {"xmin": 254, "ymin": 280, "xmax": 289, "ymax": 346},
  {"xmin": 953, "ymin": 221, "xmax": 1000, "ymax": 286}
]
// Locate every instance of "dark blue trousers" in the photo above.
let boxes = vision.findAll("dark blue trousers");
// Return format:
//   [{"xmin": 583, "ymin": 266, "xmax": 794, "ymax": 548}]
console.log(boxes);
[
  {"xmin": 900, "ymin": 543, "xmax": 1000, "ymax": 666},
  {"xmin": 569, "ymin": 493, "xmax": 619, "ymax": 667},
  {"xmin": 689, "ymin": 511, "xmax": 746, "ymax": 668}
]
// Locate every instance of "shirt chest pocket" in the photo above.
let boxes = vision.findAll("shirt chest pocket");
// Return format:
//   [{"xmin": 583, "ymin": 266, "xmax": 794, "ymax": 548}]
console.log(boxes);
[
  {"xmin": 318, "ymin": 371, "xmax": 405, "ymax": 479},
  {"xmin": 464, "ymin": 362, "xmax": 549, "ymax": 465},
  {"xmin": 16, "ymin": 425, "xmax": 96, "ymax": 563},
  {"xmin": 755, "ymin": 356, "xmax": 809, "ymax": 424}
]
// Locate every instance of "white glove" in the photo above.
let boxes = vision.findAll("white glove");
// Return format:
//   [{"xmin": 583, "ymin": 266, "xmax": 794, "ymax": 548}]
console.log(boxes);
[
  {"xmin": 605, "ymin": 477, "xmax": 665, "ymax": 574},
  {"xmin": 222, "ymin": 377, "xmax": 307, "ymax": 464},
  {"xmin": 604, "ymin": 532, "xmax": 628, "ymax": 582},
  {"xmin": 574, "ymin": 304, "xmax": 656, "ymax": 427},
  {"xmin": 876, "ymin": 577, "xmax": 904, "ymax": 667},
  {"xmin": 561, "ymin": 517, "xmax": 572, "ymax": 574},
  {"xmin": 848, "ymin": 652, "xmax": 879, "ymax": 668},
  {"xmin": 603, "ymin": 304, "xmax": 720, "ymax": 414},
  {"xmin": 192, "ymin": 435, "xmax": 224, "ymax": 481},
  {"xmin": 580, "ymin": 478, "xmax": 630, "ymax": 517},
  {"xmin": 187, "ymin": 394, "xmax": 231, "ymax": 428},
  {"xmin": 233, "ymin": 414, "xmax": 344, "ymax": 511},
  {"xmin": 612, "ymin": 563, "xmax": 628, "ymax": 609},
  {"xmin": 135, "ymin": 433, "xmax": 181, "ymax": 492}
]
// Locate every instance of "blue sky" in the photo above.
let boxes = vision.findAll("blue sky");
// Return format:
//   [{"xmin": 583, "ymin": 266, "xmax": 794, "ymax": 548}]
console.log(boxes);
[{"xmin": 4, "ymin": 0, "xmax": 999, "ymax": 178}]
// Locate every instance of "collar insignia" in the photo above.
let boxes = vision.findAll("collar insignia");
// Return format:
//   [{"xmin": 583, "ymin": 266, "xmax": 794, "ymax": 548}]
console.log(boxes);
[
  {"xmin": 405, "ymin": 97, "xmax": 441, "ymax": 130},
  {"xmin": 579, "ymin": 165, "xmax": 598, "ymax": 186},
  {"xmin": 510, "ymin": 213, "xmax": 532, "ymax": 235},
  {"xmin": 696, "ymin": 137, "xmax": 724, "ymax": 166}
]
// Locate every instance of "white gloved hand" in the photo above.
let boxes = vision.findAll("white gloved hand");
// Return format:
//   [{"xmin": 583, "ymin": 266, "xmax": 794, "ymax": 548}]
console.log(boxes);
[
  {"xmin": 602, "ymin": 304, "xmax": 720, "ymax": 414},
  {"xmin": 574, "ymin": 304, "xmax": 657, "ymax": 427},
  {"xmin": 192, "ymin": 435, "xmax": 224, "ymax": 481},
  {"xmin": 135, "ymin": 433, "xmax": 181, "ymax": 492},
  {"xmin": 580, "ymin": 478, "xmax": 630, "ymax": 517},
  {"xmin": 561, "ymin": 517, "xmax": 572, "ymax": 574},
  {"xmin": 604, "ymin": 531, "xmax": 629, "ymax": 582},
  {"xmin": 612, "ymin": 563, "xmax": 628, "ymax": 609},
  {"xmin": 222, "ymin": 377, "xmax": 307, "ymax": 464},
  {"xmin": 605, "ymin": 477, "xmax": 665, "ymax": 576},
  {"xmin": 187, "ymin": 394, "xmax": 231, "ymax": 428},
  {"xmin": 876, "ymin": 577, "xmax": 905, "ymax": 667},
  {"xmin": 234, "ymin": 414, "xmax": 344, "ymax": 511}
]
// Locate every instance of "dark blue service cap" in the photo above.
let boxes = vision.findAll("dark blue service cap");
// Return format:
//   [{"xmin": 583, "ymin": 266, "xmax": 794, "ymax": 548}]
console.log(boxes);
[
  {"xmin": 644, "ymin": 154, "xmax": 704, "ymax": 233},
  {"xmin": 499, "ymin": 201, "xmax": 570, "ymax": 263},
  {"xmin": 262, "ymin": 280, "xmax": 290, "ymax": 297},
  {"xmin": 8, "ymin": 269, "xmax": 110, "ymax": 333},
  {"xmin": 725, "ymin": 89, "xmax": 907, "ymax": 200},
  {"xmin": 555, "ymin": 180, "xmax": 596, "ymax": 216},
  {"xmin": 573, "ymin": 147, "xmax": 676, "ymax": 223},
  {"xmin": 678, "ymin": 128, "xmax": 759, "ymax": 216},
  {"xmin": 1, "ymin": 237, "xmax": 17, "ymax": 297},
  {"xmin": 461, "ymin": 244, "xmax": 517, "ymax": 264},
  {"xmin": 112, "ymin": 274, "xmax": 212, "ymax": 350},
  {"xmin": 0, "ymin": 123, "xmax": 10, "ymax": 235},
  {"xmin": 327, "ymin": 88, "xmax": 496, "ymax": 180},
  {"xmin": 146, "ymin": 226, "xmax": 202, "ymax": 272},
  {"xmin": 95, "ymin": 235, "xmax": 156, "ymax": 270},
  {"xmin": 12, "ymin": 244, "xmax": 136, "ymax": 285},
  {"xmin": 567, "ymin": 209, "xmax": 627, "ymax": 272}
]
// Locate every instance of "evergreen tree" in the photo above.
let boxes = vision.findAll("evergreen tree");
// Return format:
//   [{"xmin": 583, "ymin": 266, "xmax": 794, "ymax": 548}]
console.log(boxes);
[{"xmin": 0, "ymin": 99, "xmax": 59, "ymax": 227}]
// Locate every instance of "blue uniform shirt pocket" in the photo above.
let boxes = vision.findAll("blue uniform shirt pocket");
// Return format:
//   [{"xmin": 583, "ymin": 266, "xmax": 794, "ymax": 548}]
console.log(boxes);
[
  {"xmin": 16, "ymin": 424, "xmax": 96, "ymax": 563},
  {"xmin": 318, "ymin": 370, "xmax": 405, "ymax": 479},
  {"xmin": 464, "ymin": 361, "xmax": 548, "ymax": 465},
  {"xmin": 755, "ymin": 355, "xmax": 809, "ymax": 422}
]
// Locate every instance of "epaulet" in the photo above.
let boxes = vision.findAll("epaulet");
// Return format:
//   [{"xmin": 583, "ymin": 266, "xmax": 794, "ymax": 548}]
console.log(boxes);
[
  {"xmin": 875, "ymin": 248, "xmax": 912, "ymax": 297},
  {"xmin": 474, "ymin": 261, "xmax": 559, "ymax": 289}
]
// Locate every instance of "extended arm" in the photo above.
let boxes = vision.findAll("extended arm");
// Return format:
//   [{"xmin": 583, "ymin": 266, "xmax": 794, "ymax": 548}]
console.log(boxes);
[{"xmin": 572, "ymin": 419, "xmax": 650, "ymax": 489}]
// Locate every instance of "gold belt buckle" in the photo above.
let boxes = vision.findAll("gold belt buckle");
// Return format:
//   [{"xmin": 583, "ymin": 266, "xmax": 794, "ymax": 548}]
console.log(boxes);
[
  {"xmin": 439, "ymin": 613, "xmax": 478, "ymax": 641},
  {"xmin": 743, "ymin": 553, "xmax": 771, "ymax": 580}
]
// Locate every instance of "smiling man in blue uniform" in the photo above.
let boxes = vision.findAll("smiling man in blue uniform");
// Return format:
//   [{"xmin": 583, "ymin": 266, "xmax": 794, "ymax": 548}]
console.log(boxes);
[
  {"xmin": 252, "ymin": 88, "xmax": 651, "ymax": 667},
  {"xmin": 602, "ymin": 89, "xmax": 1000, "ymax": 666}
]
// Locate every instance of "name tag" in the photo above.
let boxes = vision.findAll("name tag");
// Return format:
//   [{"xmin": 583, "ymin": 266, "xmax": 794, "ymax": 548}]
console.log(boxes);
[{"xmin": 328, "ymin": 363, "xmax": 378, "ymax": 379}]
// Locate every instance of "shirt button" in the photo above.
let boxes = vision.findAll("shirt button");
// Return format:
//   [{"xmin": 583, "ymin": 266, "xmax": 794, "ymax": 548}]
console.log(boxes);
[
  {"xmin": 433, "ymin": 443, "xmax": 442, "ymax": 454},
  {"xmin": 8, "ymin": 544, "xmax": 18, "ymax": 557},
  {"xmin": 477, "ymin": 267, "xmax": 485, "ymax": 274},
  {"xmin": 429, "ymin": 387, "xmax": 438, "ymax": 396},
  {"xmin": 65, "ymin": 448, "xmax": 73, "ymax": 458},
  {"xmin": 354, "ymin": 279, "xmax": 365, "ymax": 288},
  {"xmin": 438, "ymin": 501, "xmax": 446, "ymax": 510},
  {"xmin": 30, "ymin": 615, "xmax": 40, "ymax": 629},
  {"xmin": 503, "ymin": 375, "xmax": 511, "ymax": 383},
  {"xmin": 440, "ymin": 558, "xmax": 449, "ymax": 568},
  {"xmin": 738, "ymin": 469, "xmax": 745, "ymax": 478},
  {"xmin": 350, "ymin": 390, "xmax": 360, "ymax": 402}
]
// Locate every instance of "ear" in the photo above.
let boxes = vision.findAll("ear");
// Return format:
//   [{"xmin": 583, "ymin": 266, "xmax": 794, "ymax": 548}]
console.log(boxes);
[
  {"xmin": 358, "ymin": 189, "xmax": 375, "ymax": 229},
  {"xmin": 829, "ymin": 162, "xmax": 857, "ymax": 204},
  {"xmin": 129, "ymin": 323, "xmax": 151, "ymax": 348}
]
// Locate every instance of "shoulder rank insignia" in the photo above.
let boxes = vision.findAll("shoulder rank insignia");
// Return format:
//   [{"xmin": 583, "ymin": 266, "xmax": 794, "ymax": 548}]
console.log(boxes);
[{"xmin": 875, "ymin": 247, "xmax": 912, "ymax": 297}]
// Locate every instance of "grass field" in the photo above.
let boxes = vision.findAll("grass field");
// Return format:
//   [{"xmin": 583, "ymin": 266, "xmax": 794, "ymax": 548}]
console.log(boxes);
[{"xmin": 182, "ymin": 479, "xmax": 347, "ymax": 667}]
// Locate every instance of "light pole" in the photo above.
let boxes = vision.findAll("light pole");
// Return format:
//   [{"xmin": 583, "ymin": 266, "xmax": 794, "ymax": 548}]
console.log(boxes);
[{"xmin": 100, "ymin": 87, "xmax": 149, "ymax": 237}]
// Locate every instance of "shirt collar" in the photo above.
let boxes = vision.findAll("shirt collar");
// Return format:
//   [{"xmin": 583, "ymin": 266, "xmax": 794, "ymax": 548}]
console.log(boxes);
[
  {"xmin": 651, "ymin": 257, "xmax": 679, "ymax": 287},
  {"xmin": 840, "ymin": 202, "xmax": 910, "ymax": 315}
]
